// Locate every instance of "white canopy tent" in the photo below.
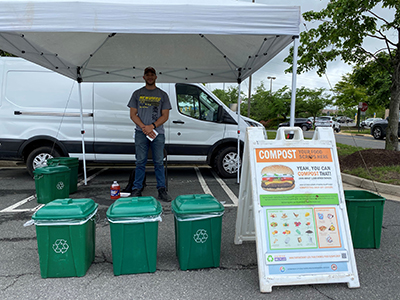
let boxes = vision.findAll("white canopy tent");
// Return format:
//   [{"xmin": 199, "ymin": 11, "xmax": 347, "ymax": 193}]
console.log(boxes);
[{"xmin": 0, "ymin": 0, "xmax": 301, "ymax": 182}]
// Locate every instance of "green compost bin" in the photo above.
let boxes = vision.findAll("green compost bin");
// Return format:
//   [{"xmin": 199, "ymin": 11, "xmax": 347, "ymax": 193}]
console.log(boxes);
[
  {"xmin": 47, "ymin": 157, "xmax": 79, "ymax": 193},
  {"xmin": 32, "ymin": 198, "xmax": 98, "ymax": 278},
  {"xmin": 106, "ymin": 196, "xmax": 162, "ymax": 275},
  {"xmin": 34, "ymin": 165, "xmax": 70, "ymax": 204},
  {"xmin": 171, "ymin": 194, "xmax": 224, "ymax": 270},
  {"xmin": 344, "ymin": 190, "xmax": 386, "ymax": 249}
]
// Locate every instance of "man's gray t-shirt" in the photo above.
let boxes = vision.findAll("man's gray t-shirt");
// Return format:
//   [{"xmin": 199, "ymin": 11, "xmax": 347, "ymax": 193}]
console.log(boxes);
[{"xmin": 127, "ymin": 86, "xmax": 172, "ymax": 134}]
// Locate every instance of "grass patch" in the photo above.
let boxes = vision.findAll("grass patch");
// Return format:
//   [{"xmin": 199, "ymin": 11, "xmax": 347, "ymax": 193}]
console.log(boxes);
[
  {"xmin": 344, "ymin": 166, "xmax": 400, "ymax": 186},
  {"xmin": 336, "ymin": 143, "xmax": 367, "ymax": 156},
  {"xmin": 266, "ymin": 131, "xmax": 276, "ymax": 139}
]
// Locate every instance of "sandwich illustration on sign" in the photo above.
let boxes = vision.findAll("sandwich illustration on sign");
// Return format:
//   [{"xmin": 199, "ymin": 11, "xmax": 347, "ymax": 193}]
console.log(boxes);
[{"xmin": 261, "ymin": 165, "xmax": 295, "ymax": 192}]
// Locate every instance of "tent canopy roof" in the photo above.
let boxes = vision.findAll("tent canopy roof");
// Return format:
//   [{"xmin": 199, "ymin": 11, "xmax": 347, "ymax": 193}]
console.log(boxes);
[{"xmin": 0, "ymin": 0, "xmax": 300, "ymax": 83}]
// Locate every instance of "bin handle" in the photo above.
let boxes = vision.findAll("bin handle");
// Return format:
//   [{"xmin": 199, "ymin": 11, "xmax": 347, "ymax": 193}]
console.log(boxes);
[
  {"xmin": 194, "ymin": 194, "xmax": 210, "ymax": 200},
  {"xmin": 61, "ymin": 198, "xmax": 73, "ymax": 205}
]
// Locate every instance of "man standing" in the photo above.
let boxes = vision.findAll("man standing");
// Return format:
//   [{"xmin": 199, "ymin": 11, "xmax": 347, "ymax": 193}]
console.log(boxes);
[{"xmin": 127, "ymin": 67, "xmax": 172, "ymax": 202}]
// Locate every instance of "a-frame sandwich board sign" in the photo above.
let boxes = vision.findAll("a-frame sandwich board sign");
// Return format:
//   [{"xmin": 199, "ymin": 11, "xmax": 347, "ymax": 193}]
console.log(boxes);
[{"xmin": 235, "ymin": 126, "xmax": 360, "ymax": 293}]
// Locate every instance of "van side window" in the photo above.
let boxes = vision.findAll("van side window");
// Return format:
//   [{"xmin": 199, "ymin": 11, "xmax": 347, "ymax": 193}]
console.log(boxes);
[{"xmin": 176, "ymin": 84, "xmax": 220, "ymax": 122}]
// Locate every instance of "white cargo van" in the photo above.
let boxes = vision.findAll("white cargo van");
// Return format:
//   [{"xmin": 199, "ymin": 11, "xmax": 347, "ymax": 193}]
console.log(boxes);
[{"xmin": 0, "ymin": 57, "xmax": 264, "ymax": 177}]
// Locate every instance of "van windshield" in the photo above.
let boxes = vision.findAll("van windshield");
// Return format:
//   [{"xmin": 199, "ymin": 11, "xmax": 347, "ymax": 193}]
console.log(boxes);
[{"xmin": 176, "ymin": 84, "xmax": 219, "ymax": 122}]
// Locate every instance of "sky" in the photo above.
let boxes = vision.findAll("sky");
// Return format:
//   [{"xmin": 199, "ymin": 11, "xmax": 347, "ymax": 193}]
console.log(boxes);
[{"xmin": 207, "ymin": 0, "xmax": 395, "ymax": 98}]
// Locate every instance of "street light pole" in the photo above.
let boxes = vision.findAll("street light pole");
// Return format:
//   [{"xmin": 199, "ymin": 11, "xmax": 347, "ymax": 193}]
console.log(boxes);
[{"xmin": 267, "ymin": 76, "xmax": 276, "ymax": 92}]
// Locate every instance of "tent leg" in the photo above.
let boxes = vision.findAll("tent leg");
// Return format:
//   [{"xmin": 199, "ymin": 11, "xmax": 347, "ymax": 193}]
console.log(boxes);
[
  {"xmin": 289, "ymin": 37, "xmax": 299, "ymax": 127},
  {"xmin": 78, "ymin": 82, "xmax": 87, "ymax": 185},
  {"xmin": 237, "ymin": 82, "xmax": 241, "ymax": 184}
]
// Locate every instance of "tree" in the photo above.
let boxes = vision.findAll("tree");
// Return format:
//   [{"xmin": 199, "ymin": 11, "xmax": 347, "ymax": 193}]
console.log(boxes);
[
  {"xmin": 239, "ymin": 83, "xmax": 290, "ymax": 122},
  {"xmin": 351, "ymin": 51, "xmax": 393, "ymax": 109},
  {"xmin": 296, "ymin": 87, "xmax": 333, "ymax": 126},
  {"xmin": 212, "ymin": 86, "xmax": 245, "ymax": 108},
  {"xmin": 285, "ymin": 0, "xmax": 400, "ymax": 150},
  {"xmin": 333, "ymin": 74, "xmax": 368, "ymax": 109}
]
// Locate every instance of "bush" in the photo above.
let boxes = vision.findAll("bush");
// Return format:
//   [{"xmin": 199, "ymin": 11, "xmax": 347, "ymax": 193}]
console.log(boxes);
[{"xmin": 261, "ymin": 117, "xmax": 285, "ymax": 129}]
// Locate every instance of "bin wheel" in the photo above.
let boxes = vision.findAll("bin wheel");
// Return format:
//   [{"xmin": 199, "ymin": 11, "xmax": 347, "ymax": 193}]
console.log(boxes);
[{"xmin": 27, "ymin": 146, "xmax": 61, "ymax": 178}]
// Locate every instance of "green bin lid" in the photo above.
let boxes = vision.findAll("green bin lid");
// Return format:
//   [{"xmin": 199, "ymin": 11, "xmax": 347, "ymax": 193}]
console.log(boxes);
[
  {"xmin": 171, "ymin": 194, "xmax": 224, "ymax": 215},
  {"xmin": 106, "ymin": 196, "xmax": 162, "ymax": 219},
  {"xmin": 47, "ymin": 157, "xmax": 79, "ymax": 167},
  {"xmin": 33, "ymin": 165, "xmax": 70, "ymax": 175},
  {"xmin": 32, "ymin": 198, "xmax": 98, "ymax": 220}
]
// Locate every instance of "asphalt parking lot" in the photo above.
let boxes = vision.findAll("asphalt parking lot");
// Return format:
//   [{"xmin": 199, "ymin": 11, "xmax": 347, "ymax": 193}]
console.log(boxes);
[{"xmin": 1, "ymin": 164, "xmax": 400, "ymax": 299}]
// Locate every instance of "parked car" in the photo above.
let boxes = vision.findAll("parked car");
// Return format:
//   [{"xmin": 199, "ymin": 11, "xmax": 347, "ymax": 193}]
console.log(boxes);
[
  {"xmin": 278, "ymin": 118, "xmax": 313, "ymax": 131},
  {"xmin": 336, "ymin": 116, "xmax": 354, "ymax": 123},
  {"xmin": 370, "ymin": 118, "xmax": 400, "ymax": 140},
  {"xmin": 307, "ymin": 116, "xmax": 318, "ymax": 123},
  {"xmin": 361, "ymin": 117, "xmax": 382, "ymax": 127},
  {"xmin": 315, "ymin": 116, "xmax": 341, "ymax": 132}
]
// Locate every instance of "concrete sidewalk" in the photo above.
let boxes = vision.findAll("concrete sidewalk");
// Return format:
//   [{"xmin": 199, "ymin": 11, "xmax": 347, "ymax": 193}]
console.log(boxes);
[{"xmin": 342, "ymin": 173, "xmax": 400, "ymax": 200}]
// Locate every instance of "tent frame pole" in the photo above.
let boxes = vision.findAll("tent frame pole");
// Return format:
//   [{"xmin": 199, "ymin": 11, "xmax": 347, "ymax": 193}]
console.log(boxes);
[
  {"xmin": 290, "ymin": 36, "xmax": 299, "ymax": 127},
  {"xmin": 237, "ymin": 80, "xmax": 242, "ymax": 184},
  {"xmin": 77, "ymin": 69, "xmax": 87, "ymax": 185}
]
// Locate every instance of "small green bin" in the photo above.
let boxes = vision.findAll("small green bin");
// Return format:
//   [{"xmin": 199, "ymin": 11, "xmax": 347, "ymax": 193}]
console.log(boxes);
[
  {"xmin": 32, "ymin": 198, "xmax": 98, "ymax": 278},
  {"xmin": 172, "ymin": 194, "xmax": 224, "ymax": 270},
  {"xmin": 106, "ymin": 196, "xmax": 162, "ymax": 275},
  {"xmin": 34, "ymin": 166, "xmax": 70, "ymax": 204},
  {"xmin": 344, "ymin": 190, "xmax": 386, "ymax": 249},
  {"xmin": 47, "ymin": 157, "xmax": 79, "ymax": 193}
]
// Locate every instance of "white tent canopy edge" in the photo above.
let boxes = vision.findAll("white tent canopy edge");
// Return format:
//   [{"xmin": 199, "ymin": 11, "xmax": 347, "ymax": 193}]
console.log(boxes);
[{"xmin": 0, "ymin": 0, "xmax": 301, "ymax": 183}]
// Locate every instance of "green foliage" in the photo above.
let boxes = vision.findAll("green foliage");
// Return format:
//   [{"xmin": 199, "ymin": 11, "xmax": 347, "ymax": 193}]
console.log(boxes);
[
  {"xmin": 213, "ymin": 83, "xmax": 333, "ymax": 128},
  {"xmin": 333, "ymin": 74, "xmax": 369, "ymax": 109},
  {"xmin": 344, "ymin": 166, "xmax": 400, "ymax": 185},
  {"xmin": 212, "ymin": 86, "xmax": 245, "ymax": 108},
  {"xmin": 285, "ymin": 0, "xmax": 400, "ymax": 150},
  {"xmin": 243, "ymin": 83, "xmax": 292, "ymax": 122},
  {"xmin": 0, "ymin": 49, "xmax": 14, "ymax": 57},
  {"xmin": 351, "ymin": 52, "xmax": 393, "ymax": 109},
  {"xmin": 336, "ymin": 143, "xmax": 367, "ymax": 157},
  {"xmin": 295, "ymin": 87, "xmax": 332, "ymax": 122}
]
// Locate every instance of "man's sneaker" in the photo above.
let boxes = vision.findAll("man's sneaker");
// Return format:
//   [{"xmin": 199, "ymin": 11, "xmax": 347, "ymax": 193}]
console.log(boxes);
[
  {"xmin": 131, "ymin": 189, "xmax": 142, "ymax": 197},
  {"xmin": 158, "ymin": 187, "xmax": 172, "ymax": 202}
]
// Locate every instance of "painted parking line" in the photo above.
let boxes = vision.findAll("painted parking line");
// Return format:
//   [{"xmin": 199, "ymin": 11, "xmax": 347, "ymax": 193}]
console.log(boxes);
[
  {"xmin": 194, "ymin": 166, "xmax": 238, "ymax": 207},
  {"xmin": 194, "ymin": 166, "xmax": 213, "ymax": 195},
  {"xmin": 0, "ymin": 168, "xmax": 108, "ymax": 213},
  {"xmin": 0, "ymin": 196, "xmax": 43, "ymax": 213},
  {"xmin": 211, "ymin": 169, "xmax": 238, "ymax": 206}
]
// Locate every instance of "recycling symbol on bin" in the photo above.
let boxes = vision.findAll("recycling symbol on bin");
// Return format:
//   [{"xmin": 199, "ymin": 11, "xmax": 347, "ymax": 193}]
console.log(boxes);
[
  {"xmin": 56, "ymin": 181, "xmax": 65, "ymax": 190},
  {"xmin": 52, "ymin": 239, "xmax": 69, "ymax": 254},
  {"xmin": 193, "ymin": 229, "xmax": 208, "ymax": 244}
]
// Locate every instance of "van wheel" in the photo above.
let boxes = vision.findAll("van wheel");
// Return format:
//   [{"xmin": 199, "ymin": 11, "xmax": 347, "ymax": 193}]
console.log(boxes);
[
  {"xmin": 26, "ymin": 146, "xmax": 61, "ymax": 177},
  {"xmin": 215, "ymin": 147, "xmax": 241, "ymax": 178}
]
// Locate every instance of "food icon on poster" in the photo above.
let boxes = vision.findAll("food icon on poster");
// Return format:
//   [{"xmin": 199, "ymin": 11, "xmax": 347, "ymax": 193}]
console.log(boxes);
[
  {"xmin": 266, "ymin": 208, "xmax": 318, "ymax": 250},
  {"xmin": 261, "ymin": 165, "xmax": 295, "ymax": 192}
]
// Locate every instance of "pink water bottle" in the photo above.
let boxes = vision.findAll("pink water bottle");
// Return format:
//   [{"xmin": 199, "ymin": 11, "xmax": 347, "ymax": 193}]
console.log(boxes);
[{"xmin": 110, "ymin": 181, "xmax": 120, "ymax": 200}]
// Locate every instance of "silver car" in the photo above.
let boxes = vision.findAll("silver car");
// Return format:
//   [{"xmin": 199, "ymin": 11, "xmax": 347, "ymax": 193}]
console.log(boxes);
[
  {"xmin": 361, "ymin": 117, "xmax": 382, "ymax": 127},
  {"xmin": 315, "ymin": 116, "xmax": 341, "ymax": 132}
]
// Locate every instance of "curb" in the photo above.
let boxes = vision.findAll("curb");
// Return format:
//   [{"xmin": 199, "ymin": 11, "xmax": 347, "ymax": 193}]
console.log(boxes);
[{"xmin": 341, "ymin": 173, "xmax": 400, "ymax": 197}]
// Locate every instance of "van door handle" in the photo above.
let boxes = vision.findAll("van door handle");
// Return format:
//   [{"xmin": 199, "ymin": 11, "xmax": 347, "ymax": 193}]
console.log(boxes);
[{"xmin": 173, "ymin": 120, "xmax": 185, "ymax": 124}]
